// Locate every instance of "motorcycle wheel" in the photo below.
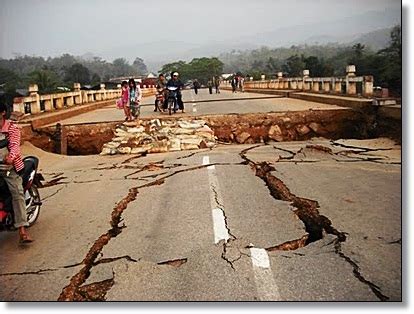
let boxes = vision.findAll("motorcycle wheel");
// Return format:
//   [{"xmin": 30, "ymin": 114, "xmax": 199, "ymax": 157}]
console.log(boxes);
[
  {"xmin": 168, "ymin": 100, "xmax": 173, "ymax": 115},
  {"xmin": 26, "ymin": 185, "xmax": 41, "ymax": 227}
]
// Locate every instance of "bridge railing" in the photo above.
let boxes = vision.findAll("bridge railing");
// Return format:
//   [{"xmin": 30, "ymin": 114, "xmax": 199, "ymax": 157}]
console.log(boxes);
[
  {"xmin": 13, "ymin": 83, "xmax": 156, "ymax": 115},
  {"xmin": 223, "ymin": 65, "xmax": 374, "ymax": 97}
]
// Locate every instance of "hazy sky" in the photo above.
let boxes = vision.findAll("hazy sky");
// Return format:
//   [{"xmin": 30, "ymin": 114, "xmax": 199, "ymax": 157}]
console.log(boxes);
[{"xmin": 0, "ymin": 0, "xmax": 402, "ymax": 60}]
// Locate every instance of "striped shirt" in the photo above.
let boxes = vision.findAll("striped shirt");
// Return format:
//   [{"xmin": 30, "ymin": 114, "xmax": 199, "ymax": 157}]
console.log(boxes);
[{"xmin": 1, "ymin": 120, "xmax": 24, "ymax": 172}]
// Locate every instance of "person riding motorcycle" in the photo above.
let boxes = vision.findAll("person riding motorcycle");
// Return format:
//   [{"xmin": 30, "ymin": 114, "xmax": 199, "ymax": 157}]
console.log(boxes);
[
  {"xmin": 0, "ymin": 103, "xmax": 33, "ymax": 244},
  {"xmin": 166, "ymin": 72, "xmax": 185, "ymax": 113},
  {"xmin": 155, "ymin": 73, "xmax": 167, "ymax": 112}
]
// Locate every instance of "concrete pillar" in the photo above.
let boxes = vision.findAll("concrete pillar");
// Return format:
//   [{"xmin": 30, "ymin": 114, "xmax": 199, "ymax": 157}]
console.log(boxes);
[
  {"xmin": 13, "ymin": 102, "xmax": 24, "ymax": 114},
  {"xmin": 261, "ymin": 74, "xmax": 266, "ymax": 81},
  {"xmin": 323, "ymin": 81, "xmax": 330, "ymax": 92},
  {"xmin": 312, "ymin": 80, "xmax": 320, "ymax": 92},
  {"xmin": 290, "ymin": 80, "xmax": 298, "ymax": 90},
  {"xmin": 44, "ymin": 98, "xmax": 53, "ymax": 111},
  {"xmin": 334, "ymin": 80, "xmax": 342, "ymax": 93},
  {"xmin": 73, "ymin": 83, "xmax": 82, "ymax": 104},
  {"xmin": 363, "ymin": 75, "xmax": 374, "ymax": 96},
  {"xmin": 55, "ymin": 97, "xmax": 64, "ymax": 109},
  {"xmin": 303, "ymin": 70, "xmax": 310, "ymax": 90},
  {"xmin": 81, "ymin": 91, "xmax": 88, "ymax": 103},
  {"xmin": 66, "ymin": 96, "xmax": 74, "ymax": 107},
  {"xmin": 117, "ymin": 84, "xmax": 122, "ymax": 89},
  {"xmin": 297, "ymin": 80, "xmax": 303, "ymax": 90},
  {"xmin": 28, "ymin": 84, "xmax": 41, "ymax": 114},
  {"xmin": 347, "ymin": 80, "xmax": 357, "ymax": 95},
  {"xmin": 100, "ymin": 83, "xmax": 106, "ymax": 90},
  {"xmin": 346, "ymin": 65, "xmax": 356, "ymax": 95}
]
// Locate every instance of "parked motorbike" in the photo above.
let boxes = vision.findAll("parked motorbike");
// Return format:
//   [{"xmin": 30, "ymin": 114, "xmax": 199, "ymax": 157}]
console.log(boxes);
[
  {"xmin": 167, "ymin": 86, "xmax": 179, "ymax": 115},
  {"xmin": 0, "ymin": 156, "xmax": 42, "ymax": 230}
]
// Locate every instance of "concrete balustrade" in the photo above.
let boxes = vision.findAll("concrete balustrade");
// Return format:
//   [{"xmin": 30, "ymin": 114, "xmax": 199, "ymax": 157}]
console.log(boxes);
[
  {"xmin": 13, "ymin": 82, "xmax": 157, "ymax": 116},
  {"xmin": 228, "ymin": 66, "xmax": 374, "ymax": 97}
]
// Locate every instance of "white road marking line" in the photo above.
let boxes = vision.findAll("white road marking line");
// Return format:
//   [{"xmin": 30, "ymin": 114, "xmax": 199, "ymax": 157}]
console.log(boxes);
[
  {"xmin": 203, "ymin": 156, "xmax": 229, "ymax": 243},
  {"xmin": 250, "ymin": 248, "xmax": 270, "ymax": 268},
  {"xmin": 202, "ymin": 155, "xmax": 215, "ymax": 170},
  {"xmin": 212, "ymin": 208, "xmax": 230, "ymax": 244},
  {"xmin": 250, "ymin": 248, "xmax": 281, "ymax": 301}
]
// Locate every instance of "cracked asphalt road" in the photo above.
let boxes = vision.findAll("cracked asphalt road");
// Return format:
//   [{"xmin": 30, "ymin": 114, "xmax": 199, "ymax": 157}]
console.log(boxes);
[{"xmin": 0, "ymin": 138, "xmax": 401, "ymax": 301}]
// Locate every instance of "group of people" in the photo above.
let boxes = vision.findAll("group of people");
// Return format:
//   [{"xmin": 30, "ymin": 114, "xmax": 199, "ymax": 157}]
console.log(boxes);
[
  {"xmin": 119, "ymin": 78, "xmax": 142, "ymax": 122},
  {"xmin": 155, "ymin": 72, "xmax": 185, "ymax": 113},
  {"xmin": 207, "ymin": 76, "xmax": 221, "ymax": 94},
  {"xmin": 193, "ymin": 76, "xmax": 221, "ymax": 95},
  {"xmin": 231, "ymin": 75, "xmax": 244, "ymax": 93}
]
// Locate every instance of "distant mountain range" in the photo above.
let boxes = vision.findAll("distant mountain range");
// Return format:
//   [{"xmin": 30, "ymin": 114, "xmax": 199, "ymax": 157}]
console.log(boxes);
[{"xmin": 84, "ymin": 8, "xmax": 400, "ymax": 71}]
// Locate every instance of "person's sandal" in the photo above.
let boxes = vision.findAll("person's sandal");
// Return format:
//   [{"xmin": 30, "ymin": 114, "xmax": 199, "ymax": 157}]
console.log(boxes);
[{"xmin": 19, "ymin": 233, "xmax": 33, "ymax": 244}]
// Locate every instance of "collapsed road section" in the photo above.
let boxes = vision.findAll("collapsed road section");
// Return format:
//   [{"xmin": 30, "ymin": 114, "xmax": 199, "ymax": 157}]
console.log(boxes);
[{"xmin": 20, "ymin": 107, "xmax": 400, "ymax": 156}]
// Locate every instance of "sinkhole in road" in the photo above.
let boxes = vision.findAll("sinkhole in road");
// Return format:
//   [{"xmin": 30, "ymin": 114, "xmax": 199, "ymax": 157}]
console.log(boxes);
[{"xmin": 27, "ymin": 109, "xmax": 400, "ymax": 156}]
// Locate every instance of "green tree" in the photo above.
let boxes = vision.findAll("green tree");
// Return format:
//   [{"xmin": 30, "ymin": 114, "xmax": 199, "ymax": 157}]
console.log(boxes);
[
  {"xmin": 28, "ymin": 69, "xmax": 59, "ymax": 93},
  {"xmin": 282, "ymin": 54, "xmax": 305, "ymax": 76},
  {"xmin": 64, "ymin": 63, "xmax": 90, "ymax": 85},
  {"xmin": 113, "ymin": 58, "xmax": 135, "ymax": 77},
  {"xmin": 90, "ymin": 73, "xmax": 101, "ymax": 85},
  {"xmin": 376, "ymin": 25, "xmax": 401, "ymax": 95},
  {"xmin": 133, "ymin": 57, "xmax": 148, "ymax": 75}
]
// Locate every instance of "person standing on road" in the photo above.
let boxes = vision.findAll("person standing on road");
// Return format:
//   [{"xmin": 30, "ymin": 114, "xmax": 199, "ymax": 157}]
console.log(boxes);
[
  {"xmin": 0, "ymin": 103, "xmax": 33, "ymax": 244},
  {"xmin": 214, "ymin": 76, "xmax": 221, "ymax": 94},
  {"xmin": 239, "ymin": 76, "xmax": 244, "ymax": 92},
  {"xmin": 128, "ymin": 78, "xmax": 142, "ymax": 121},
  {"xmin": 166, "ymin": 72, "xmax": 185, "ymax": 113},
  {"xmin": 231, "ymin": 75, "xmax": 237, "ymax": 93},
  {"xmin": 207, "ymin": 80, "xmax": 213, "ymax": 94},
  {"xmin": 193, "ymin": 79, "xmax": 200, "ymax": 95},
  {"xmin": 121, "ymin": 81, "xmax": 132, "ymax": 121}
]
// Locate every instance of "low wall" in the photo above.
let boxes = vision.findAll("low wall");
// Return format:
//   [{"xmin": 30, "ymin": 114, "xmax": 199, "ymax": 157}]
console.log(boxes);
[{"xmin": 13, "ymin": 83, "xmax": 156, "ymax": 116}]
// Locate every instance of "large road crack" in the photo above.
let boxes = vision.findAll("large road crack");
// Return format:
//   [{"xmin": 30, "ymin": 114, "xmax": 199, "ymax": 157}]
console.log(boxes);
[
  {"xmin": 239, "ymin": 144, "xmax": 390, "ymax": 301},
  {"xmin": 57, "ymin": 187, "xmax": 138, "ymax": 301},
  {"xmin": 57, "ymin": 160, "xmax": 246, "ymax": 301}
]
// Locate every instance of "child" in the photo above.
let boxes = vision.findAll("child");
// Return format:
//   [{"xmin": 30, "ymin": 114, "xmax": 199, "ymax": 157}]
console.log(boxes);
[
  {"xmin": 128, "ymin": 78, "xmax": 142, "ymax": 121},
  {"xmin": 121, "ymin": 81, "xmax": 132, "ymax": 121}
]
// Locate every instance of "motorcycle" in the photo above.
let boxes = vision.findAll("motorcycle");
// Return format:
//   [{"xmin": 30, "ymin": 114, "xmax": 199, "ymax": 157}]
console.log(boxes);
[
  {"xmin": 167, "ymin": 86, "xmax": 179, "ymax": 115},
  {"xmin": 154, "ymin": 92, "xmax": 165, "ymax": 112},
  {"xmin": 0, "ymin": 155, "xmax": 42, "ymax": 230}
]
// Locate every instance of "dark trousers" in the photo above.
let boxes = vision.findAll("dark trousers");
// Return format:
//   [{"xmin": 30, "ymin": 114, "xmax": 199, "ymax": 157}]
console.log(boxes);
[{"xmin": 194, "ymin": 87, "xmax": 198, "ymax": 94}]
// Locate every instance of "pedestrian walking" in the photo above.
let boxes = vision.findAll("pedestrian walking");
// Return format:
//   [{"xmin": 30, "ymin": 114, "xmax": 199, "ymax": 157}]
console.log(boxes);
[
  {"xmin": 193, "ymin": 79, "xmax": 200, "ymax": 95},
  {"xmin": 121, "ymin": 81, "xmax": 132, "ymax": 121},
  {"xmin": 207, "ymin": 80, "xmax": 213, "ymax": 94},
  {"xmin": 214, "ymin": 76, "xmax": 221, "ymax": 94},
  {"xmin": 239, "ymin": 76, "xmax": 244, "ymax": 92},
  {"xmin": 231, "ymin": 76, "xmax": 238, "ymax": 93}
]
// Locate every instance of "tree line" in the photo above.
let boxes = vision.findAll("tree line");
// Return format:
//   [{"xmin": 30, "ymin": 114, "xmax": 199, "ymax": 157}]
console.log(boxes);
[
  {"xmin": 0, "ymin": 54, "xmax": 148, "ymax": 95},
  {"xmin": 219, "ymin": 25, "xmax": 401, "ymax": 96},
  {"xmin": 158, "ymin": 57, "xmax": 224, "ymax": 85}
]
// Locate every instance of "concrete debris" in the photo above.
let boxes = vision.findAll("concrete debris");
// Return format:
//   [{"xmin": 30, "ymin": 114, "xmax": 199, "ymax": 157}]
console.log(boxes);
[
  {"xmin": 101, "ymin": 119, "xmax": 216, "ymax": 155},
  {"xmin": 268, "ymin": 125, "xmax": 284, "ymax": 142}
]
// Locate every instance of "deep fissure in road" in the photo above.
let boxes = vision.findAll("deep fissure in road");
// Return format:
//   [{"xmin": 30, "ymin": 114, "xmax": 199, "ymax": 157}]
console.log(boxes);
[
  {"xmin": 239, "ymin": 145, "xmax": 390, "ymax": 301},
  {"xmin": 25, "ymin": 107, "xmax": 399, "ymax": 156}
]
